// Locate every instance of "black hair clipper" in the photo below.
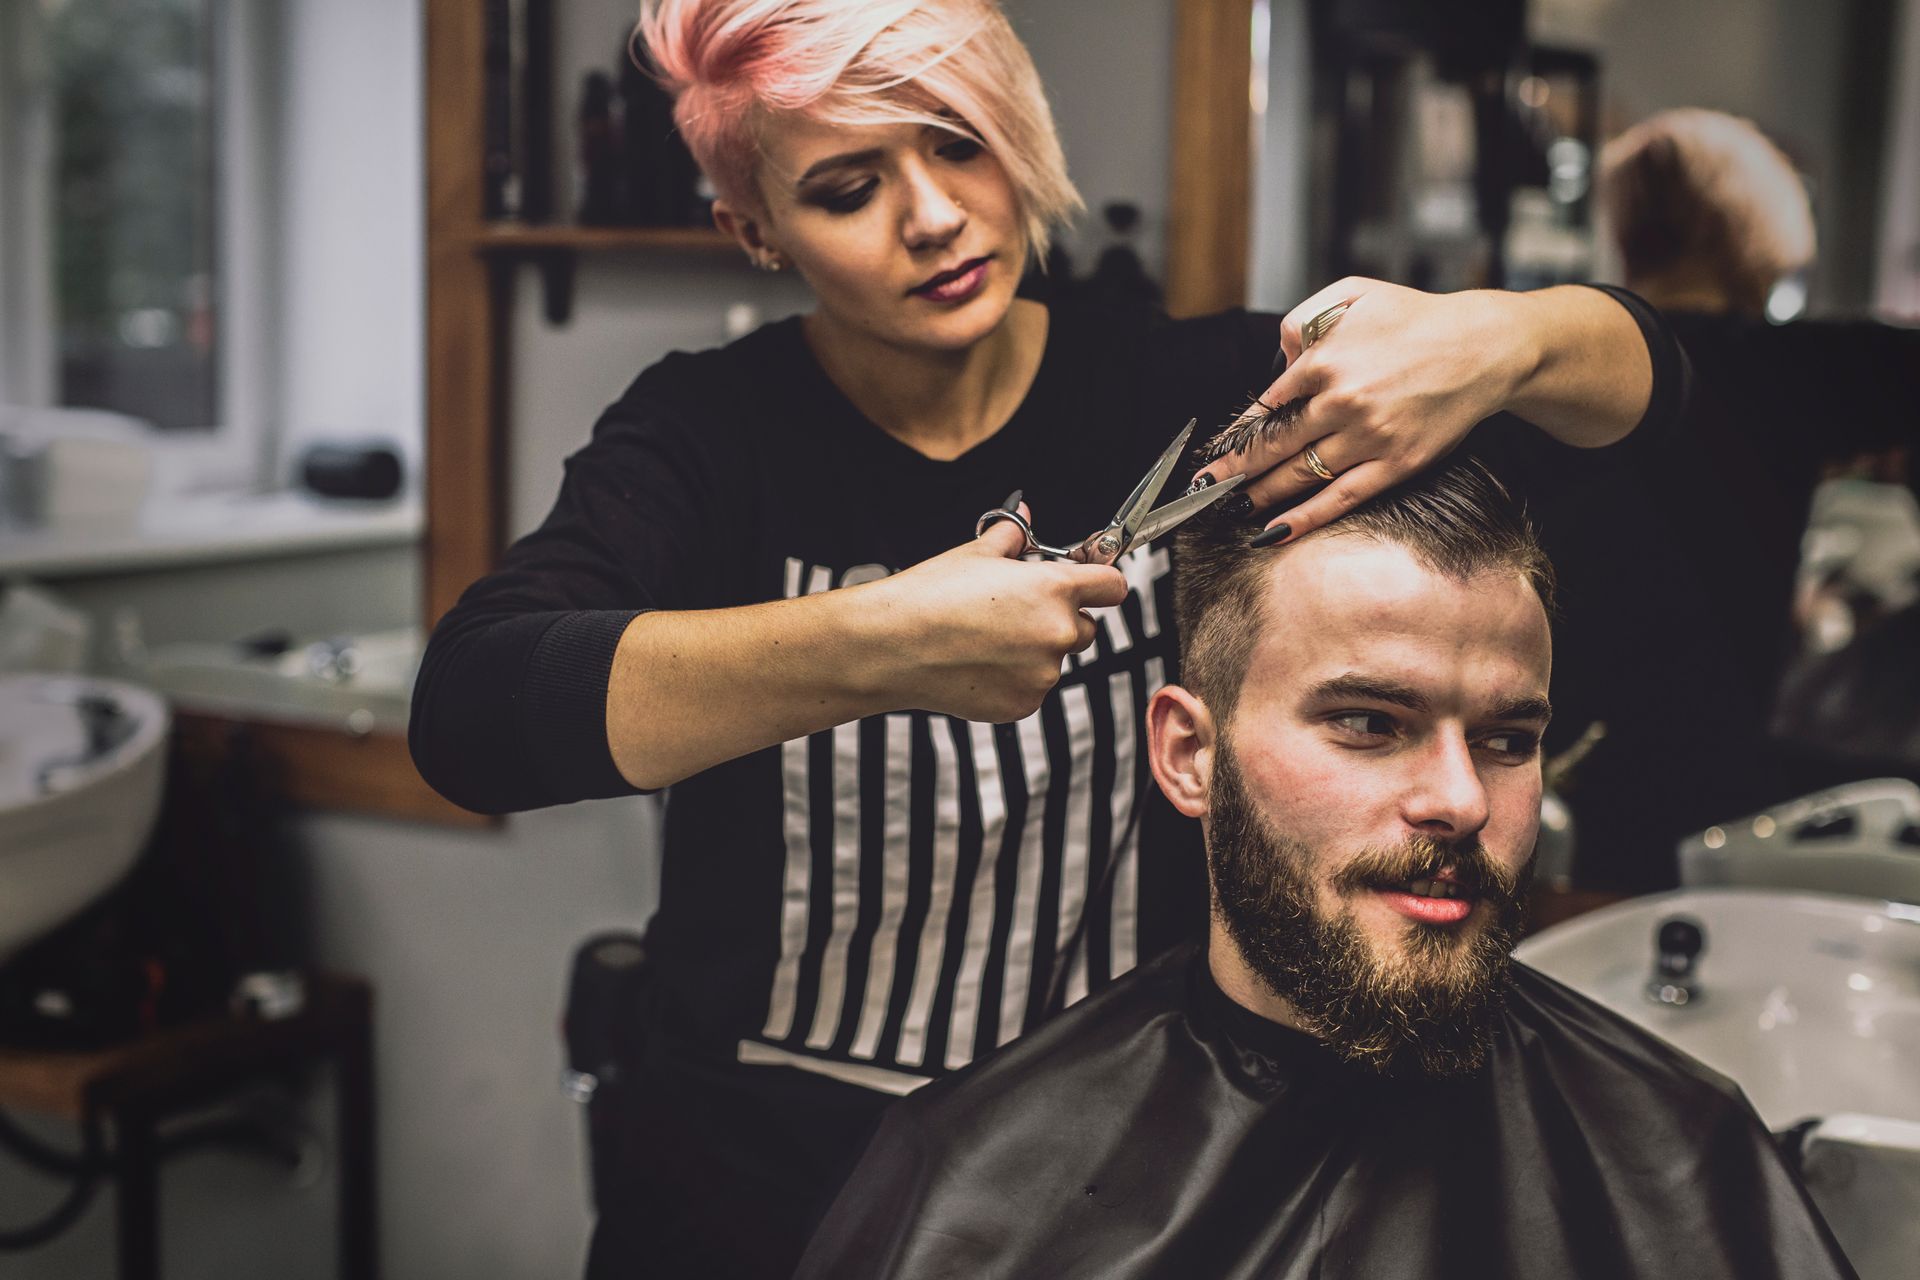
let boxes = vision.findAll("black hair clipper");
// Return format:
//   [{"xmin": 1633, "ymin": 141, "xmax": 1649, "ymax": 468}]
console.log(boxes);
[{"xmin": 562, "ymin": 925, "xmax": 654, "ymax": 1213}]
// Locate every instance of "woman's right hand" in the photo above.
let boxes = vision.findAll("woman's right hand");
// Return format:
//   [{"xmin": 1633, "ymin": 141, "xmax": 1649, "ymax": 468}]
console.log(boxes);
[
  {"xmin": 605, "ymin": 504, "xmax": 1128, "ymax": 789},
  {"xmin": 868, "ymin": 505, "xmax": 1129, "ymax": 723}
]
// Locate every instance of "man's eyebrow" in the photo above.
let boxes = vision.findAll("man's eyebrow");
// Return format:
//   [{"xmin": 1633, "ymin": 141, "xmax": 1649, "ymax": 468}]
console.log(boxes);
[
  {"xmin": 797, "ymin": 148, "xmax": 885, "ymax": 185},
  {"xmin": 1305, "ymin": 677, "xmax": 1553, "ymax": 724},
  {"xmin": 1489, "ymin": 696, "xmax": 1554, "ymax": 724},
  {"xmin": 1306, "ymin": 675, "xmax": 1430, "ymax": 713}
]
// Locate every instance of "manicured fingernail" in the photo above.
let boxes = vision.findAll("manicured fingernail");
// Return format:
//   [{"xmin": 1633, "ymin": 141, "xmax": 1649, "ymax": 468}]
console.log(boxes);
[
  {"xmin": 1184, "ymin": 473, "xmax": 1216, "ymax": 495},
  {"xmin": 1223, "ymin": 494, "xmax": 1254, "ymax": 519},
  {"xmin": 1001, "ymin": 489, "xmax": 1022, "ymax": 511},
  {"xmin": 1249, "ymin": 523, "xmax": 1291, "ymax": 548}
]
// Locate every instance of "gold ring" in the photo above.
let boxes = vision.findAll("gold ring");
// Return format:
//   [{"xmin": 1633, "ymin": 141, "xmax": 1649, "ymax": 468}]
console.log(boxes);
[
  {"xmin": 1302, "ymin": 301, "xmax": 1350, "ymax": 348},
  {"xmin": 1303, "ymin": 444, "xmax": 1336, "ymax": 481}
]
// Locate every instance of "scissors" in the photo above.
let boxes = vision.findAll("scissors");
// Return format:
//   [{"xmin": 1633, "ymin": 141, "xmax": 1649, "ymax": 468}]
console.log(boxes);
[{"xmin": 973, "ymin": 419, "xmax": 1245, "ymax": 565}]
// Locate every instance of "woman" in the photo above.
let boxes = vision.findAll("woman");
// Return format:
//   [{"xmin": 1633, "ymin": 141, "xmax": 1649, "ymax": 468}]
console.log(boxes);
[
  {"xmin": 1521, "ymin": 107, "xmax": 1920, "ymax": 889},
  {"xmin": 409, "ymin": 1, "xmax": 1681, "ymax": 1273}
]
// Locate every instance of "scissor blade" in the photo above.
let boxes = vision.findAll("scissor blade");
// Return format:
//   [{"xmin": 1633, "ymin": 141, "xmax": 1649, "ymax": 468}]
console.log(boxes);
[
  {"xmin": 1128, "ymin": 472, "xmax": 1246, "ymax": 546},
  {"xmin": 1111, "ymin": 418, "xmax": 1197, "ymax": 545}
]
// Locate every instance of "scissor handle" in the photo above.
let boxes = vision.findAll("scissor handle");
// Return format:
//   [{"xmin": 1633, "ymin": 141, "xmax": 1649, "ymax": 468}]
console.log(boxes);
[{"xmin": 974, "ymin": 507, "xmax": 1082, "ymax": 560}]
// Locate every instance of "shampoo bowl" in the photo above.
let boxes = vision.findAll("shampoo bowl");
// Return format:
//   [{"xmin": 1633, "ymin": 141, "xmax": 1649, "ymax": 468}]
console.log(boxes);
[{"xmin": 0, "ymin": 675, "xmax": 169, "ymax": 963}]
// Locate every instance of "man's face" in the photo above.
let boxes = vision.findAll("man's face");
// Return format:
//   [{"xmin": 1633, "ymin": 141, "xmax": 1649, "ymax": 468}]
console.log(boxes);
[{"xmin": 1203, "ymin": 536, "xmax": 1553, "ymax": 1076}]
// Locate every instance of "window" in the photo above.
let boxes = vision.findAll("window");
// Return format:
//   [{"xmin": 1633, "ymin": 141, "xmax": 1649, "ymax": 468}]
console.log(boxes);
[
  {"xmin": 2, "ymin": 0, "xmax": 274, "ymax": 490},
  {"xmin": 49, "ymin": 0, "xmax": 220, "ymax": 432},
  {"xmin": 2, "ymin": 0, "xmax": 422, "ymax": 508}
]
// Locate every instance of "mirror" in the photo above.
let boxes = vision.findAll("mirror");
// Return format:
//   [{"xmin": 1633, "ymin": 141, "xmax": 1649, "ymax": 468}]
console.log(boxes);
[{"xmin": 1238, "ymin": 0, "xmax": 1910, "ymax": 313}]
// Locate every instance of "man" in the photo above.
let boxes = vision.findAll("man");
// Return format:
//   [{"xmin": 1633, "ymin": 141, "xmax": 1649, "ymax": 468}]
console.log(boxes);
[{"xmin": 796, "ymin": 459, "xmax": 1854, "ymax": 1280}]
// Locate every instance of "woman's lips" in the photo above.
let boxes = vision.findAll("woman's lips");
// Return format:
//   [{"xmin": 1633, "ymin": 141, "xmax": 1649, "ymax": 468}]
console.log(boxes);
[{"xmin": 911, "ymin": 257, "xmax": 991, "ymax": 302}]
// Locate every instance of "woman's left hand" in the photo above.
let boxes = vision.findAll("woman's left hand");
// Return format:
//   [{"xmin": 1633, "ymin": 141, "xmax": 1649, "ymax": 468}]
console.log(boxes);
[{"xmin": 1189, "ymin": 277, "xmax": 1538, "ymax": 542}]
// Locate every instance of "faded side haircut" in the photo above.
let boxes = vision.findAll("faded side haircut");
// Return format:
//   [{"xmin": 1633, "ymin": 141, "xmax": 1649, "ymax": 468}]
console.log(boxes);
[{"xmin": 1173, "ymin": 456, "xmax": 1556, "ymax": 724}]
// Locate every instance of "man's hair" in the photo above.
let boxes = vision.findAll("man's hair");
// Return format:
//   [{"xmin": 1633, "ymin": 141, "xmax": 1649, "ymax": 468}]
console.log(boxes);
[
  {"xmin": 1599, "ymin": 108, "xmax": 1814, "ymax": 305},
  {"xmin": 636, "ymin": 0, "xmax": 1081, "ymax": 257},
  {"xmin": 1173, "ymin": 456, "xmax": 1555, "ymax": 724}
]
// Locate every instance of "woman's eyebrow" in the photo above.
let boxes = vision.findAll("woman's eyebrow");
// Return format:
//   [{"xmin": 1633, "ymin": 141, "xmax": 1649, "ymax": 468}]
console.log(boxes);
[{"xmin": 797, "ymin": 148, "xmax": 885, "ymax": 185}]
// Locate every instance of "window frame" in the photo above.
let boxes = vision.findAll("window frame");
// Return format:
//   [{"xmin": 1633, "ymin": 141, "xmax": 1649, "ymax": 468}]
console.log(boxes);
[{"xmin": 0, "ymin": 0, "xmax": 280, "ymax": 493}]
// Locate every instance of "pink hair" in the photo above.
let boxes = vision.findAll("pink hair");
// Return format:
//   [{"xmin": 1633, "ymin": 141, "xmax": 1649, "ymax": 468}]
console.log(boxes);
[
  {"xmin": 1600, "ymin": 109, "xmax": 1815, "ymax": 305},
  {"xmin": 635, "ymin": 0, "xmax": 1080, "ymax": 256}
]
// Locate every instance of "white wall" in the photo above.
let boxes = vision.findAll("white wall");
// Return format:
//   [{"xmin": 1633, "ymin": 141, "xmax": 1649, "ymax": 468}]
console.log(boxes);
[
  {"xmin": 272, "ymin": 0, "xmax": 426, "ymax": 484},
  {"xmin": 1009, "ymin": 0, "xmax": 1177, "ymax": 282},
  {"xmin": 1876, "ymin": 0, "xmax": 1920, "ymax": 317}
]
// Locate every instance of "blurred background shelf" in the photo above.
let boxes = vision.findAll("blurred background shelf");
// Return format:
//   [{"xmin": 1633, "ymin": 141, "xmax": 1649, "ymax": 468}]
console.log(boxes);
[{"xmin": 469, "ymin": 223, "xmax": 733, "ymax": 253}]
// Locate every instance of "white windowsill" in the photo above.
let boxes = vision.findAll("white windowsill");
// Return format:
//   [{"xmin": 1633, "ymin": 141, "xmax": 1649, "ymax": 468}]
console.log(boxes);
[{"xmin": 0, "ymin": 489, "xmax": 423, "ymax": 579}]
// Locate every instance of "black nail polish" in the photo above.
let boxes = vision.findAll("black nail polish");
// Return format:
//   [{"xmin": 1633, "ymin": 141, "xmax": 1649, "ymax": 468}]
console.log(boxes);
[
  {"xmin": 1223, "ymin": 494, "xmax": 1254, "ymax": 519},
  {"xmin": 1184, "ymin": 472, "xmax": 1216, "ymax": 496},
  {"xmin": 1001, "ymin": 489, "xmax": 1023, "ymax": 512},
  {"xmin": 1249, "ymin": 523, "xmax": 1291, "ymax": 549}
]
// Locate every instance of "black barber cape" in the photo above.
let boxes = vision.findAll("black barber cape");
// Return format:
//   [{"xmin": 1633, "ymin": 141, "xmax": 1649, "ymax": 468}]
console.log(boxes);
[{"xmin": 797, "ymin": 943, "xmax": 1855, "ymax": 1280}]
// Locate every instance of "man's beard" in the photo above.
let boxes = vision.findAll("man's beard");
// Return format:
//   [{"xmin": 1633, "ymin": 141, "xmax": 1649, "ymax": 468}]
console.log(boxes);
[{"xmin": 1206, "ymin": 739, "xmax": 1532, "ymax": 1079}]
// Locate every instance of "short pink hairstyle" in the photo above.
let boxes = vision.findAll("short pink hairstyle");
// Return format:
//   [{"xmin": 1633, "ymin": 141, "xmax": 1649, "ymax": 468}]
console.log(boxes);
[
  {"xmin": 1600, "ymin": 108, "xmax": 1815, "ymax": 306},
  {"xmin": 635, "ymin": 0, "xmax": 1081, "ymax": 256}
]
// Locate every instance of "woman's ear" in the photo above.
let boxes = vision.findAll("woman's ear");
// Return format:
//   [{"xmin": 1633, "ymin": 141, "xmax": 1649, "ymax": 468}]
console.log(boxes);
[
  {"xmin": 713, "ymin": 199, "xmax": 782, "ymax": 270},
  {"xmin": 1147, "ymin": 685, "xmax": 1215, "ymax": 819}
]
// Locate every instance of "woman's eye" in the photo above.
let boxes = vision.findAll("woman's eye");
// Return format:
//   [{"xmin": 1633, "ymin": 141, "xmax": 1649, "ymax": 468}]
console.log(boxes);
[
  {"xmin": 936, "ymin": 136, "xmax": 984, "ymax": 163},
  {"xmin": 1329, "ymin": 711, "xmax": 1397, "ymax": 740},
  {"xmin": 814, "ymin": 179, "xmax": 878, "ymax": 214}
]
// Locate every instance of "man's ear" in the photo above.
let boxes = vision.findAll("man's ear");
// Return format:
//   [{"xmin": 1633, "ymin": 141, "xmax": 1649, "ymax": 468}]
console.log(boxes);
[
  {"xmin": 1147, "ymin": 685, "xmax": 1215, "ymax": 819},
  {"xmin": 713, "ymin": 198, "xmax": 779, "ymax": 267}
]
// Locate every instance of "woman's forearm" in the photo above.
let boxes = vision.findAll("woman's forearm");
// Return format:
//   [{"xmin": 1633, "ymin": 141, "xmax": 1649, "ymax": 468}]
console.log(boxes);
[
  {"xmin": 606, "ymin": 590, "xmax": 902, "ymax": 790},
  {"xmin": 605, "ymin": 520, "xmax": 1127, "ymax": 790},
  {"xmin": 1496, "ymin": 285, "xmax": 1654, "ymax": 448}
]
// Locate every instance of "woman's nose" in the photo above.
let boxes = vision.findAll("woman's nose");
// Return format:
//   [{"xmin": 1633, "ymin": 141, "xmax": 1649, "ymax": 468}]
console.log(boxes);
[
  {"xmin": 901, "ymin": 164, "xmax": 966, "ymax": 249},
  {"xmin": 1400, "ymin": 733, "xmax": 1491, "ymax": 839}
]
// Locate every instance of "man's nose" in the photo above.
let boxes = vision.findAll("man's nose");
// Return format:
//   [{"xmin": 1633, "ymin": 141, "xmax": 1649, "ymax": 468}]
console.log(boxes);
[
  {"xmin": 1401, "ymin": 732, "xmax": 1491, "ymax": 838},
  {"xmin": 901, "ymin": 162, "xmax": 966, "ymax": 249}
]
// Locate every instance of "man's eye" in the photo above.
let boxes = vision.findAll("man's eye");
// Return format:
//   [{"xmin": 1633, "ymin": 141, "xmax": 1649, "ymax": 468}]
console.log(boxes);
[
  {"xmin": 936, "ymin": 136, "xmax": 984, "ymax": 163},
  {"xmin": 1329, "ymin": 711, "xmax": 1397, "ymax": 739},
  {"xmin": 815, "ymin": 179, "xmax": 878, "ymax": 214},
  {"xmin": 1478, "ymin": 732, "xmax": 1541, "ymax": 759}
]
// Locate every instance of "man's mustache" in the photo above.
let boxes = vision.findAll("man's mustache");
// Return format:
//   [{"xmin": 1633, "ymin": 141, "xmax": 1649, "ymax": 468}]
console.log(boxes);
[{"xmin": 1326, "ymin": 834, "xmax": 1525, "ymax": 905}]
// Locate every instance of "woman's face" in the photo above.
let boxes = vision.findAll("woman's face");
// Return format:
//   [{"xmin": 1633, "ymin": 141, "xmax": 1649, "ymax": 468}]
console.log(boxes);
[{"xmin": 724, "ymin": 111, "xmax": 1027, "ymax": 354}]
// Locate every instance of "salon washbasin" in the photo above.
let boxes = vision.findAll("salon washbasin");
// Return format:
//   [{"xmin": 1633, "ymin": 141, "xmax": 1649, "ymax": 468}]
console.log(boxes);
[
  {"xmin": 1516, "ymin": 887, "xmax": 1920, "ymax": 1127},
  {"xmin": 0, "ymin": 675, "xmax": 170, "ymax": 963},
  {"xmin": 1516, "ymin": 887, "xmax": 1920, "ymax": 1280},
  {"xmin": 140, "ymin": 626, "xmax": 419, "ymax": 734},
  {"xmin": 1677, "ymin": 778, "xmax": 1920, "ymax": 905}
]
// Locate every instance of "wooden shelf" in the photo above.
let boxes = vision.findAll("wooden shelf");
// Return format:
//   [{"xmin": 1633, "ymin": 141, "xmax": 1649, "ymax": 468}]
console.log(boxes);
[
  {"xmin": 172, "ymin": 711, "xmax": 495, "ymax": 829},
  {"xmin": 471, "ymin": 223, "xmax": 735, "ymax": 253},
  {"xmin": 466, "ymin": 222, "xmax": 744, "ymax": 324}
]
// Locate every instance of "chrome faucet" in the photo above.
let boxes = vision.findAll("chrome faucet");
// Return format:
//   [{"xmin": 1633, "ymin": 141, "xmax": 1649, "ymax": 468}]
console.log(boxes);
[{"xmin": 1646, "ymin": 916, "xmax": 1706, "ymax": 1006}]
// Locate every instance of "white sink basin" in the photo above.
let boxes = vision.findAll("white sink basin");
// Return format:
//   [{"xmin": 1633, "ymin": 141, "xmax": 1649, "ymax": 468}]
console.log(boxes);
[
  {"xmin": 1517, "ymin": 888, "xmax": 1920, "ymax": 1280},
  {"xmin": 1678, "ymin": 778, "xmax": 1920, "ymax": 905},
  {"xmin": 1517, "ymin": 887, "xmax": 1920, "ymax": 1128},
  {"xmin": 142, "ymin": 626, "xmax": 418, "ymax": 734},
  {"xmin": 0, "ymin": 675, "xmax": 170, "ymax": 963}
]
